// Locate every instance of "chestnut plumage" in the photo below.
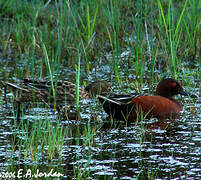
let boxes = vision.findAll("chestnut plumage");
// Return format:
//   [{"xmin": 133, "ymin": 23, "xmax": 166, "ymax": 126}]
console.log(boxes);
[{"xmin": 98, "ymin": 78, "xmax": 196, "ymax": 121}]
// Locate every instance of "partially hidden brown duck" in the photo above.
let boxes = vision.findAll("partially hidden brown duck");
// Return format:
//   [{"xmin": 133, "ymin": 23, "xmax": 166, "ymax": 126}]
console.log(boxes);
[{"xmin": 1, "ymin": 78, "xmax": 111, "ymax": 107}]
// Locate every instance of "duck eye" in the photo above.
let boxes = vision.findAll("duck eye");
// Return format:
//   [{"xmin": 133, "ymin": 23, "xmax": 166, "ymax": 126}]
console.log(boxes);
[{"xmin": 171, "ymin": 82, "xmax": 177, "ymax": 87}]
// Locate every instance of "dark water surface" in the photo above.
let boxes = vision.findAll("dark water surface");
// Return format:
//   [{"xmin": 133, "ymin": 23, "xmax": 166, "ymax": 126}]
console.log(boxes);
[{"xmin": 0, "ymin": 89, "xmax": 200, "ymax": 179}]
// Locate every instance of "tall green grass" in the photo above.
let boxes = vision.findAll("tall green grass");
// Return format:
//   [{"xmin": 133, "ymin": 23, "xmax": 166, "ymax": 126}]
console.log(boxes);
[
  {"xmin": 72, "ymin": 121, "xmax": 100, "ymax": 179},
  {"xmin": 183, "ymin": 0, "xmax": 201, "ymax": 60},
  {"xmin": 106, "ymin": 0, "xmax": 121, "ymax": 82},
  {"xmin": 157, "ymin": 0, "xmax": 188, "ymax": 77},
  {"xmin": 8, "ymin": 114, "xmax": 66, "ymax": 166},
  {"xmin": 75, "ymin": 54, "xmax": 81, "ymax": 112},
  {"xmin": 0, "ymin": 0, "xmax": 200, "ymax": 81}
]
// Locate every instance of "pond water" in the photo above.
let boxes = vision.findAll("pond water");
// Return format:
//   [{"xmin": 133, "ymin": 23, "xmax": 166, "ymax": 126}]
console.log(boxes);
[{"xmin": 0, "ymin": 57, "xmax": 200, "ymax": 179}]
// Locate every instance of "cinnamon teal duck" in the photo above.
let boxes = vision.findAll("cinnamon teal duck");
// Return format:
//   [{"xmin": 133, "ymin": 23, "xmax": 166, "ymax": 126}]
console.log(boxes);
[{"xmin": 98, "ymin": 78, "xmax": 197, "ymax": 121}]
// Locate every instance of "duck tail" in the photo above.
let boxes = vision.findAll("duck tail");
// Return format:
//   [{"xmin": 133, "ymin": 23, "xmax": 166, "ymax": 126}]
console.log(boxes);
[{"xmin": 97, "ymin": 95, "xmax": 134, "ymax": 120}]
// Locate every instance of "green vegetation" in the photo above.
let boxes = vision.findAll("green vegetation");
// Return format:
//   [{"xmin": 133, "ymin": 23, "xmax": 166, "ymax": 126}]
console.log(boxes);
[
  {"xmin": 0, "ymin": 0, "xmax": 200, "ymax": 179},
  {"xmin": 9, "ymin": 113, "xmax": 66, "ymax": 161},
  {"xmin": 0, "ymin": 0, "xmax": 199, "ymax": 80}
]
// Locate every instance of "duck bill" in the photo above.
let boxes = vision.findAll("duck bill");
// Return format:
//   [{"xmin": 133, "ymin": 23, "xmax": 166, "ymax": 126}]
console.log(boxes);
[{"xmin": 180, "ymin": 90, "xmax": 197, "ymax": 98}]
